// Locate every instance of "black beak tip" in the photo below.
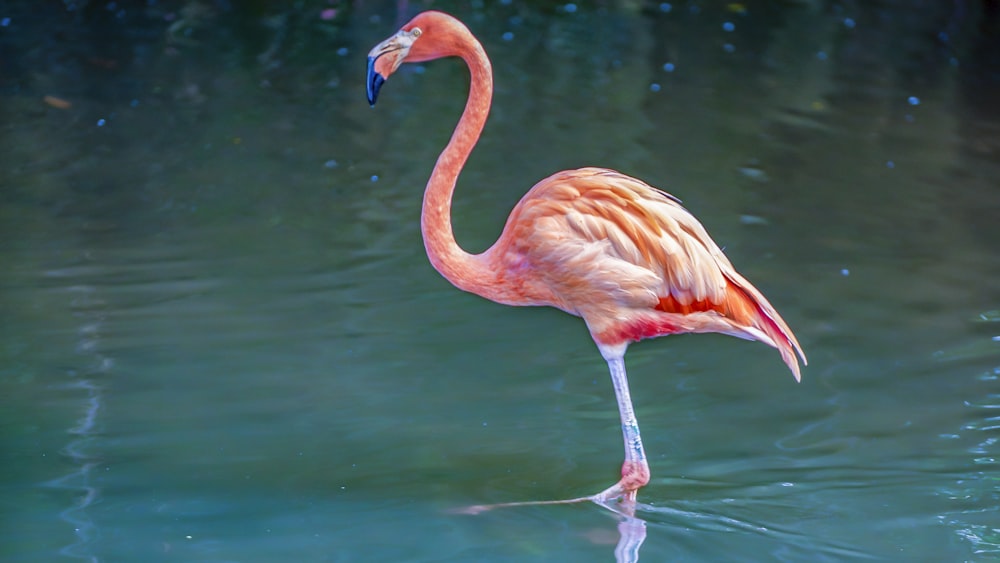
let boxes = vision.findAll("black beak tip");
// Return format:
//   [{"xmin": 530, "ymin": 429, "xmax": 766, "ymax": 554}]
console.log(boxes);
[{"xmin": 366, "ymin": 57, "xmax": 385, "ymax": 106}]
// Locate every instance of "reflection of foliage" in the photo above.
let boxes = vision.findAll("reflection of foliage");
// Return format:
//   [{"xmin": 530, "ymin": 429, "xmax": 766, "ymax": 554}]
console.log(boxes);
[{"xmin": 166, "ymin": 1, "xmax": 216, "ymax": 46}]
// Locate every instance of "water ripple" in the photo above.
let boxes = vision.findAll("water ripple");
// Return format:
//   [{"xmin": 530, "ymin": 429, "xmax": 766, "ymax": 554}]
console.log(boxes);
[{"xmin": 41, "ymin": 284, "xmax": 112, "ymax": 562}]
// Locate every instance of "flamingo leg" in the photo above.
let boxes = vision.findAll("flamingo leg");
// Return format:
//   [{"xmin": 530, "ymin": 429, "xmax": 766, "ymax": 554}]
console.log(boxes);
[
  {"xmin": 590, "ymin": 355, "xmax": 650, "ymax": 504},
  {"xmin": 458, "ymin": 355, "xmax": 650, "ymax": 515}
]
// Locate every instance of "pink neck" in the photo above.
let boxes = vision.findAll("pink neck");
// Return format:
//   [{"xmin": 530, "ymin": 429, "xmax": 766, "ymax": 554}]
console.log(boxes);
[{"xmin": 420, "ymin": 31, "xmax": 496, "ymax": 296}]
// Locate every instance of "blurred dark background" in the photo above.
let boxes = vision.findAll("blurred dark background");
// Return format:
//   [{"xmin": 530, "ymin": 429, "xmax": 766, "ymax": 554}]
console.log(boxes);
[{"xmin": 1, "ymin": 0, "xmax": 999, "ymax": 241}]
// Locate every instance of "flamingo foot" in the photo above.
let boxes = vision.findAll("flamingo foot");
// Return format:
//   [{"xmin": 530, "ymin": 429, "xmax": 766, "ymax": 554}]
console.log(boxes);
[
  {"xmin": 590, "ymin": 459, "xmax": 650, "ymax": 504},
  {"xmin": 455, "ymin": 459, "xmax": 651, "ymax": 515}
]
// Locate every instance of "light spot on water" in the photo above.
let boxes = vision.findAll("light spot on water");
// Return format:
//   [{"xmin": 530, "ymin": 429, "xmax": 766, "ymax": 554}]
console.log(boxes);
[
  {"xmin": 1, "ymin": 17, "xmax": 11, "ymax": 27},
  {"xmin": 663, "ymin": 62, "xmax": 675, "ymax": 72},
  {"xmin": 502, "ymin": 31, "xmax": 513, "ymax": 41},
  {"xmin": 324, "ymin": 159, "xmax": 338, "ymax": 168},
  {"xmin": 738, "ymin": 166, "xmax": 769, "ymax": 182},
  {"xmin": 722, "ymin": 22, "xmax": 735, "ymax": 32},
  {"xmin": 564, "ymin": 3, "xmax": 577, "ymax": 13},
  {"xmin": 659, "ymin": 3, "xmax": 672, "ymax": 12},
  {"xmin": 886, "ymin": 160, "xmax": 895, "ymax": 169},
  {"xmin": 816, "ymin": 51, "xmax": 828, "ymax": 61},
  {"xmin": 370, "ymin": 175, "xmax": 379, "ymax": 182},
  {"xmin": 739, "ymin": 214, "xmax": 769, "ymax": 225},
  {"xmin": 843, "ymin": 17, "xmax": 856, "ymax": 29},
  {"xmin": 336, "ymin": 47, "xmax": 348, "ymax": 57},
  {"xmin": 908, "ymin": 96, "xmax": 920, "ymax": 106},
  {"xmin": 723, "ymin": 43, "xmax": 735, "ymax": 53},
  {"xmin": 650, "ymin": 83, "xmax": 661, "ymax": 92},
  {"xmin": 841, "ymin": 268, "xmax": 850, "ymax": 276},
  {"xmin": 97, "ymin": 118, "xmax": 106, "ymax": 127}
]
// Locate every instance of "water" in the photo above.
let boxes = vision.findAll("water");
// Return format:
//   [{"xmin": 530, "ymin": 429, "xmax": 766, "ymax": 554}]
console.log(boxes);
[{"xmin": 2, "ymin": 1, "xmax": 999, "ymax": 561}]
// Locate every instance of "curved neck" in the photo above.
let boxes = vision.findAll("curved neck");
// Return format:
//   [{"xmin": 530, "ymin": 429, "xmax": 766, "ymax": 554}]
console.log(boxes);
[{"xmin": 420, "ymin": 33, "xmax": 496, "ymax": 296}]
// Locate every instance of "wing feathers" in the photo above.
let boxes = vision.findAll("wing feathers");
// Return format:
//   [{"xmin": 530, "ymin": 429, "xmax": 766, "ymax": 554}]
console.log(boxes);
[{"xmin": 502, "ymin": 167, "xmax": 805, "ymax": 378}]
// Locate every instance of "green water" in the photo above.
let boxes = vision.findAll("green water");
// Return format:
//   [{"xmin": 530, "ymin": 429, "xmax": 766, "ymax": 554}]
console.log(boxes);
[{"xmin": 2, "ymin": 1, "xmax": 999, "ymax": 561}]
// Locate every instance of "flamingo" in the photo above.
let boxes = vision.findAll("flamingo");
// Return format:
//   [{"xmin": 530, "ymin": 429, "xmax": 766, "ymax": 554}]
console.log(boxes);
[{"xmin": 366, "ymin": 10, "xmax": 806, "ymax": 507}]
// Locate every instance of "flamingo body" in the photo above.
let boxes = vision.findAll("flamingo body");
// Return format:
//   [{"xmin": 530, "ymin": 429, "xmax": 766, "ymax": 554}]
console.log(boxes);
[
  {"xmin": 366, "ymin": 10, "xmax": 805, "ymax": 506},
  {"xmin": 488, "ymin": 167, "xmax": 804, "ymax": 378}
]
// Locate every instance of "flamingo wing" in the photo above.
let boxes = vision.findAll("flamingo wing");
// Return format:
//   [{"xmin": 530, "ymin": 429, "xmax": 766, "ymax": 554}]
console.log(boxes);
[{"xmin": 497, "ymin": 167, "xmax": 806, "ymax": 379}]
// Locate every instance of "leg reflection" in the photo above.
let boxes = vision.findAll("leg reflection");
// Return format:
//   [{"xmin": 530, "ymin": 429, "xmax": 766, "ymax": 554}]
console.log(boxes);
[{"xmin": 457, "ymin": 497, "xmax": 649, "ymax": 563}]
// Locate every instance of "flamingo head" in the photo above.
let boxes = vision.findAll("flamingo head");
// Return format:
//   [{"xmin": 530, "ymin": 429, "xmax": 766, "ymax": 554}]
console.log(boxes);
[{"xmin": 366, "ymin": 11, "xmax": 469, "ymax": 106}]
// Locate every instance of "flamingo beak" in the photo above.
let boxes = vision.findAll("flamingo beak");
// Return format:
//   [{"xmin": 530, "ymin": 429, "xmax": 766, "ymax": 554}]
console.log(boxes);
[
  {"xmin": 365, "ymin": 27, "xmax": 422, "ymax": 107},
  {"xmin": 366, "ymin": 56, "xmax": 385, "ymax": 106}
]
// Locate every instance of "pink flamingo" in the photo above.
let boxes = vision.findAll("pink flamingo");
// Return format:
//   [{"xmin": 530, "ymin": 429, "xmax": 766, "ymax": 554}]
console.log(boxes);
[{"xmin": 366, "ymin": 10, "xmax": 806, "ymax": 507}]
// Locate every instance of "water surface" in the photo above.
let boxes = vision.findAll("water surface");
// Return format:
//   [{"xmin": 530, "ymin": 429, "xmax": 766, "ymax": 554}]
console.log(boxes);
[{"xmin": 2, "ymin": 1, "xmax": 999, "ymax": 561}]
